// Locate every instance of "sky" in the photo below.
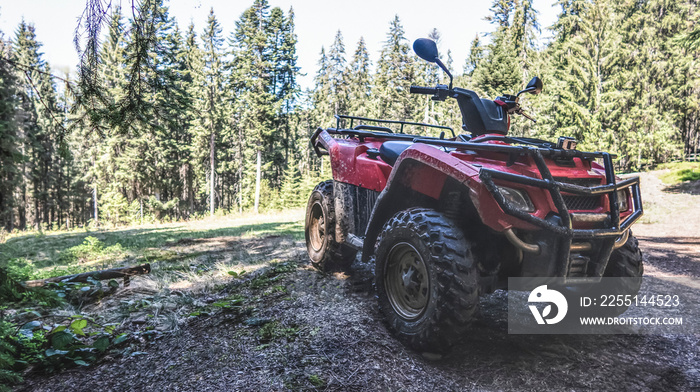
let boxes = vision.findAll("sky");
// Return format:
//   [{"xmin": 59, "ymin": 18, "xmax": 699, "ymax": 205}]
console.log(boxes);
[{"xmin": 0, "ymin": 0, "xmax": 559, "ymax": 90}]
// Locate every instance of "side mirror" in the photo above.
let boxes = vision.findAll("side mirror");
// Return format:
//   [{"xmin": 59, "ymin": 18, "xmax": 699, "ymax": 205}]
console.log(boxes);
[
  {"xmin": 413, "ymin": 38, "xmax": 453, "ymax": 89},
  {"xmin": 526, "ymin": 77, "xmax": 543, "ymax": 95},
  {"xmin": 413, "ymin": 38, "xmax": 439, "ymax": 62},
  {"xmin": 518, "ymin": 77, "xmax": 543, "ymax": 96}
]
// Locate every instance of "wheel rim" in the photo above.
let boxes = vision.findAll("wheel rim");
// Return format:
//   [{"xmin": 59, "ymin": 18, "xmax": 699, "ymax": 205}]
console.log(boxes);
[
  {"xmin": 384, "ymin": 242, "xmax": 429, "ymax": 320},
  {"xmin": 309, "ymin": 202, "xmax": 325, "ymax": 252}
]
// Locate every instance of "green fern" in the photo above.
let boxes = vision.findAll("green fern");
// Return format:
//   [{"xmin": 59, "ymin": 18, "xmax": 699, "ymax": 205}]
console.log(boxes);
[
  {"xmin": 0, "ymin": 320, "xmax": 22, "ymax": 391},
  {"xmin": 0, "ymin": 267, "xmax": 25, "ymax": 303}
]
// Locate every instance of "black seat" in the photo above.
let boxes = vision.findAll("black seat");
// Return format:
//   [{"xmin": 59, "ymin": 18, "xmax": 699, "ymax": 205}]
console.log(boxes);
[{"xmin": 379, "ymin": 141, "xmax": 413, "ymax": 166}]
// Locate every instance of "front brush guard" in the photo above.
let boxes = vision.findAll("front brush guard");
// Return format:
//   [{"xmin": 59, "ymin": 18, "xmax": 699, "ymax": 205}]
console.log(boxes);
[
  {"xmin": 479, "ymin": 149, "xmax": 642, "ymax": 280},
  {"xmin": 478, "ymin": 148, "xmax": 642, "ymax": 239}
]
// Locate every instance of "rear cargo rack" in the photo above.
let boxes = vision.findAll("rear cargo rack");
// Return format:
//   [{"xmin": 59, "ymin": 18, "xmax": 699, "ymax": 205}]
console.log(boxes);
[
  {"xmin": 310, "ymin": 116, "xmax": 455, "ymax": 157},
  {"xmin": 335, "ymin": 115, "xmax": 455, "ymax": 137}
]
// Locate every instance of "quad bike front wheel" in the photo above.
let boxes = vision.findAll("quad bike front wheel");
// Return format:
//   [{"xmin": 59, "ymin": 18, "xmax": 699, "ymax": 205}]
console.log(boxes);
[
  {"xmin": 564, "ymin": 232, "xmax": 644, "ymax": 317},
  {"xmin": 598, "ymin": 232, "xmax": 644, "ymax": 316},
  {"xmin": 305, "ymin": 180, "xmax": 357, "ymax": 272},
  {"xmin": 374, "ymin": 208, "xmax": 479, "ymax": 353}
]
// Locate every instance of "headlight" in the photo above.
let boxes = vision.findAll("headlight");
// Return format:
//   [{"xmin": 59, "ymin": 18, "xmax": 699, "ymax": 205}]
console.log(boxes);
[
  {"xmin": 497, "ymin": 186, "xmax": 535, "ymax": 212},
  {"xmin": 616, "ymin": 190, "xmax": 629, "ymax": 212}
]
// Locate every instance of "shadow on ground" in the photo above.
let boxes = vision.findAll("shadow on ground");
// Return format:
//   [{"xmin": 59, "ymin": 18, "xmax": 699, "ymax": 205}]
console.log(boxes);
[
  {"xmin": 637, "ymin": 236, "xmax": 700, "ymax": 278},
  {"xmin": 662, "ymin": 179, "xmax": 700, "ymax": 195}
]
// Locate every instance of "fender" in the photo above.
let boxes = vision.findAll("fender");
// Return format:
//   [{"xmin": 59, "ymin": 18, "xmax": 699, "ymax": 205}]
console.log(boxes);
[
  {"xmin": 359, "ymin": 143, "xmax": 559, "ymax": 262},
  {"xmin": 361, "ymin": 144, "xmax": 484, "ymax": 263}
]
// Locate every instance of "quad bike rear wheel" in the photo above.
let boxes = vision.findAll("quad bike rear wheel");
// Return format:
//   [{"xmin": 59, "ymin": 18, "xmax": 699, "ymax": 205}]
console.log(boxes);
[
  {"xmin": 374, "ymin": 208, "xmax": 479, "ymax": 353},
  {"xmin": 305, "ymin": 180, "xmax": 357, "ymax": 271}
]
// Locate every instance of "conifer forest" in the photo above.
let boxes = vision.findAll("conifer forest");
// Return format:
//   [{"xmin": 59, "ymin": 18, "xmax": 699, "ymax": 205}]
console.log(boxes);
[{"xmin": 0, "ymin": 0, "xmax": 699, "ymax": 232}]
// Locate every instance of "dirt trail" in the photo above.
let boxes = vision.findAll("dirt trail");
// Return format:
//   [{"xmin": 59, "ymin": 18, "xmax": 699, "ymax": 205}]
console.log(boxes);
[{"xmin": 19, "ymin": 172, "xmax": 700, "ymax": 392}]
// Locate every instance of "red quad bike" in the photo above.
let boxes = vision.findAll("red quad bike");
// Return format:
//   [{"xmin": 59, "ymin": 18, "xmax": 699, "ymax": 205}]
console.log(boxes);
[{"xmin": 305, "ymin": 38, "xmax": 644, "ymax": 353}]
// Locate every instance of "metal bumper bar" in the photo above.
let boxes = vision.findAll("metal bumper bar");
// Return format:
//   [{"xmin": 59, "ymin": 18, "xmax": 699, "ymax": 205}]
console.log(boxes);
[{"xmin": 478, "ymin": 148, "xmax": 642, "ymax": 239}]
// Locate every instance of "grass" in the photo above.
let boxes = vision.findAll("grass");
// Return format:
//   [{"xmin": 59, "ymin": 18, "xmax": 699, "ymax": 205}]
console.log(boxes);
[
  {"xmin": 657, "ymin": 162, "xmax": 700, "ymax": 184},
  {"xmin": 0, "ymin": 210, "xmax": 305, "ymax": 280}
]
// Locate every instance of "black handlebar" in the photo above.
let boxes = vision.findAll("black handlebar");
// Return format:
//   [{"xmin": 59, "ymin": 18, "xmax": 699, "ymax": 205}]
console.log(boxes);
[{"xmin": 410, "ymin": 86, "xmax": 438, "ymax": 95}]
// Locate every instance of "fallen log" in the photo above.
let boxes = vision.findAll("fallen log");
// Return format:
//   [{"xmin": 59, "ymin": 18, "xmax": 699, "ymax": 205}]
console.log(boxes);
[{"xmin": 23, "ymin": 263, "xmax": 151, "ymax": 288}]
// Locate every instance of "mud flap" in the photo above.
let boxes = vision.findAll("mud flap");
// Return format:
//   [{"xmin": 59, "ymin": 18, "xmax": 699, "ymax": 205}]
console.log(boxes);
[{"xmin": 333, "ymin": 181, "xmax": 356, "ymax": 245}]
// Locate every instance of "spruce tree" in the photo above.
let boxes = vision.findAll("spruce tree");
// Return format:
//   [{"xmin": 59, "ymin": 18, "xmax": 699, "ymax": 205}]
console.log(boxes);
[
  {"xmin": 465, "ymin": 34, "xmax": 484, "ymax": 76},
  {"xmin": 311, "ymin": 47, "xmax": 333, "ymax": 127},
  {"xmin": 231, "ymin": 0, "xmax": 280, "ymax": 212},
  {"xmin": 373, "ymin": 15, "xmax": 420, "ymax": 124},
  {"xmin": 183, "ymin": 23, "xmax": 207, "ymax": 213},
  {"xmin": 327, "ymin": 30, "xmax": 348, "ymax": 116},
  {"xmin": 346, "ymin": 37, "xmax": 372, "ymax": 116},
  {"xmin": 547, "ymin": 0, "xmax": 606, "ymax": 142},
  {"xmin": 14, "ymin": 21, "xmax": 49, "ymax": 229},
  {"xmin": 272, "ymin": 7, "xmax": 300, "ymax": 168},
  {"xmin": 0, "ymin": 32, "xmax": 20, "ymax": 231},
  {"xmin": 200, "ymin": 8, "xmax": 225, "ymax": 215},
  {"xmin": 471, "ymin": 1, "xmax": 521, "ymax": 99}
]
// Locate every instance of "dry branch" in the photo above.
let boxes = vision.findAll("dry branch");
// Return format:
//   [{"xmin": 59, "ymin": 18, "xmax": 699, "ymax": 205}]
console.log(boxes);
[{"xmin": 23, "ymin": 263, "xmax": 151, "ymax": 288}]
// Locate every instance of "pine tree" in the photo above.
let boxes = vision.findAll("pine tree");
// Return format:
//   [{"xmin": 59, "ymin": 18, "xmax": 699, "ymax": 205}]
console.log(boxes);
[
  {"xmin": 373, "ymin": 15, "xmax": 420, "ymax": 124},
  {"xmin": 200, "ymin": 8, "xmax": 225, "ymax": 215},
  {"xmin": 0, "ymin": 32, "xmax": 20, "ymax": 231},
  {"xmin": 346, "ymin": 37, "xmax": 372, "ymax": 116},
  {"xmin": 327, "ymin": 30, "xmax": 348, "ymax": 116},
  {"xmin": 465, "ymin": 34, "xmax": 484, "ymax": 75}
]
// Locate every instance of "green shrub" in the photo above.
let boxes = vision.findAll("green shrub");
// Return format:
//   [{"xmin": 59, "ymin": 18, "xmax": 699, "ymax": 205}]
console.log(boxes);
[
  {"xmin": 58, "ymin": 236, "xmax": 125, "ymax": 265},
  {"xmin": 0, "ymin": 266, "xmax": 62, "ymax": 306},
  {"xmin": 0, "ymin": 313, "xmax": 128, "ymax": 379}
]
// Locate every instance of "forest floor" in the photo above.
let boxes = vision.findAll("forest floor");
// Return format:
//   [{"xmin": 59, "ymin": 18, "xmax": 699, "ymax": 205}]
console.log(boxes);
[{"xmin": 14, "ymin": 170, "xmax": 700, "ymax": 392}]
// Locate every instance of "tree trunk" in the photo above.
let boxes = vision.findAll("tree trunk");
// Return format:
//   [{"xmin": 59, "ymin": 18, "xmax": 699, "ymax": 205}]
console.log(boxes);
[
  {"xmin": 210, "ymin": 129, "xmax": 216, "ymax": 217},
  {"xmin": 254, "ymin": 149, "xmax": 261, "ymax": 213},
  {"xmin": 238, "ymin": 168, "xmax": 243, "ymax": 214},
  {"xmin": 93, "ymin": 183, "xmax": 98, "ymax": 225}
]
